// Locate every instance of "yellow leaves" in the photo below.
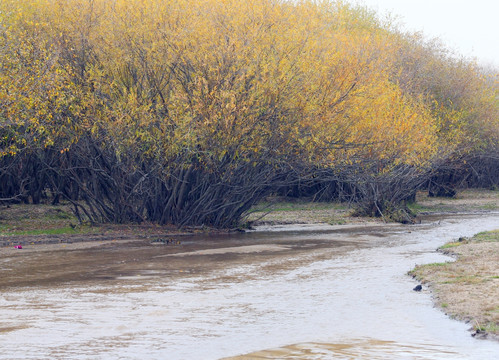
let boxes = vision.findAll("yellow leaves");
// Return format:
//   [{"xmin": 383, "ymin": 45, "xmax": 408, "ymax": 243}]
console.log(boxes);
[
  {"xmin": 305, "ymin": 71, "xmax": 439, "ymax": 167},
  {"xmin": 1, "ymin": 0, "xmax": 495, "ymax": 172}
]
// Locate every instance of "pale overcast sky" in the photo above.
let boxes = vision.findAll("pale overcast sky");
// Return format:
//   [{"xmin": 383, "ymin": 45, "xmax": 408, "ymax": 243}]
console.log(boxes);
[{"xmin": 356, "ymin": 0, "xmax": 499, "ymax": 67}]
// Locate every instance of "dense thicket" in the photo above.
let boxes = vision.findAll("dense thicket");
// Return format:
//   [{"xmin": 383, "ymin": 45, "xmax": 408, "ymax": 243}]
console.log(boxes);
[{"xmin": 1, "ymin": 0, "xmax": 498, "ymax": 226}]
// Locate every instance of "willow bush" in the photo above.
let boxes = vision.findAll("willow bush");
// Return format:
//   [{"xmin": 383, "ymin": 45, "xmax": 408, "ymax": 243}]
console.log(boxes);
[{"xmin": 1, "ymin": 0, "xmax": 497, "ymax": 226}]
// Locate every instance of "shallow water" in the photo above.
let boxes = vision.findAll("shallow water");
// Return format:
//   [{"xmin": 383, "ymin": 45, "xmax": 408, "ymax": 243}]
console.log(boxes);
[{"xmin": 0, "ymin": 213, "xmax": 498, "ymax": 359}]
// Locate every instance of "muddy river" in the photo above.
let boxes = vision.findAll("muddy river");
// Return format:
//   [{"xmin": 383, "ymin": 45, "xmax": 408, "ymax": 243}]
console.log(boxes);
[{"xmin": 1, "ymin": 213, "xmax": 498, "ymax": 359}]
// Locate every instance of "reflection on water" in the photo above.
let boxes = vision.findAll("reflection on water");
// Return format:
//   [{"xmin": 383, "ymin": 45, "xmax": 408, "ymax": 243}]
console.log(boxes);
[{"xmin": 0, "ymin": 213, "xmax": 498, "ymax": 359}]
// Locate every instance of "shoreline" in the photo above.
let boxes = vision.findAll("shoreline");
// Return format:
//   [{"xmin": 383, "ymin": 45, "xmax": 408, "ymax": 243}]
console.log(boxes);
[
  {"xmin": 410, "ymin": 230, "xmax": 499, "ymax": 341},
  {"xmin": 1, "ymin": 209, "xmax": 496, "ymax": 252},
  {"xmin": 1, "ymin": 188, "xmax": 498, "ymax": 252}
]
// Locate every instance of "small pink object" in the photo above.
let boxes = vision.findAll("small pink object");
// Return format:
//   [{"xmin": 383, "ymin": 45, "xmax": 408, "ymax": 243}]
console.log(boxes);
[{"xmin": 14, "ymin": 245, "xmax": 22, "ymax": 249}]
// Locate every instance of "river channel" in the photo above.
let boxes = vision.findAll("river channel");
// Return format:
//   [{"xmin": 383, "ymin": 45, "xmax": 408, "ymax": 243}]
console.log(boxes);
[{"xmin": 1, "ymin": 213, "xmax": 498, "ymax": 359}]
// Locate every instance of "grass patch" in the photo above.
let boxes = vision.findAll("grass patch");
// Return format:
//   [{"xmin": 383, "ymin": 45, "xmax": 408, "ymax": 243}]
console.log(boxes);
[
  {"xmin": 0, "ymin": 203, "xmax": 96, "ymax": 237},
  {"xmin": 250, "ymin": 199, "xmax": 347, "ymax": 213},
  {"xmin": 424, "ymin": 262, "xmax": 449, "ymax": 267},
  {"xmin": 441, "ymin": 275, "xmax": 485, "ymax": 285},
  {"xmin": 1, "ymin": 226, "xmax": 76, "ymax": 236},
  {"xmin": 42, "ymin": 209, "xmax": 73, "ymax": 220},
  {"xmin": 474, "ymin": 322, "xmax": 499, "ymax": 333},
  {"xmin": 473, "ymin": 230, "xmax": 499, "ymax": 242},
  {"xmin": 408, "ymin": 262, "xmax": 451, "ymax": 280},
  {"xmin": 440, "ymin": 242, "xmax": 462, "ymax": 249},
  {"xmin": 480, "ymin": 203, "xmax": 499, "ymax": 210},
  {"xmin": 406, "ymin": 201, "xmax": 434, "ymax": 213},
  {"xmin": 435, "ymin": 229, "xmax": 498, "ymax": 250},
  {"xmin": 328, "ymin": 218, "xmax": 346, "ymax": 225},
  {"xmin": 407, "ymin": 201, "xmax": 454, "ymax": 214},
  {"xmin": 0, "ymin": 225, "xmax": 96, "ymax": 236},
  {"xmin": 246, "ymin": 197, "xmax": 353, "ymax": 225}
]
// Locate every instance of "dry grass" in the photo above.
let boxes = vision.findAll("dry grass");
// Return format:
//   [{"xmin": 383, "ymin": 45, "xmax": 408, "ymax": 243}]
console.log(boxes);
[
  {"xmin": 415, "ymin": 188, "xmax": 499, "ymax": 213},
  {"xmin": 410, "ymin": 230, "xmax": 499, "ymax": 339},
  {"xmin": 245, "ymin": 198, "xmax": 389, "ymax": 226},
  {"xmin": 248, "ymin": 189, "xmax": 499, "ymax": 226}
]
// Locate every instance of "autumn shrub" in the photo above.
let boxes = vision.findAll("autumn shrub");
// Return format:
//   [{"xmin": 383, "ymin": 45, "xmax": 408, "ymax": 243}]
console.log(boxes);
[{"xmin": 1, "ymin": 0, "xmax": 497, "ymax": 226}]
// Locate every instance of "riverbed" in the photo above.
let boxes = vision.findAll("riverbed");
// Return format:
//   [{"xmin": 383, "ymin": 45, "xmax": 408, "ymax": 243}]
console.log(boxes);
[{"xmin": 1, "ymin": 213, "xmax": 498, "ymax": 359}]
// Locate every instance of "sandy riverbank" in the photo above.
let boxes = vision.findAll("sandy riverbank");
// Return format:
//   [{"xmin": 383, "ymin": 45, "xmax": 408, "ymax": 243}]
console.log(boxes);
[{"xmin": 410, "ymin": 230, "xmax": 499, "ymax": 340}]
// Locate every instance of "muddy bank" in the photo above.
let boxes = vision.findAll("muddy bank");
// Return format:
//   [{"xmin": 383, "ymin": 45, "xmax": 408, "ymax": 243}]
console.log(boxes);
[
  {"xmin": 0, "ymin": 223, "xmax": 386, "ymax": 289},
  {"xmin": 410, "ymin": 230, "xmax": 499, "ymax": 340}
]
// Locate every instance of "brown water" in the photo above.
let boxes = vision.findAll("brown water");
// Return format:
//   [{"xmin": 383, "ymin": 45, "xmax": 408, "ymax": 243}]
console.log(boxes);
[{"xmin": 0, "ymin": 213, "xmax": 498, "ymax": 359}]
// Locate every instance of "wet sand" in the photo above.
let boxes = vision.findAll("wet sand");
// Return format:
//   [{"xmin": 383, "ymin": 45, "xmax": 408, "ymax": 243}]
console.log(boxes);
[
  {"xmin": 223, "ymin": 339, "xmax": 466, "ymax": 360},
  {"xmin": 0, "ymin": 224, "xmax": 377, "ymax": 289}
]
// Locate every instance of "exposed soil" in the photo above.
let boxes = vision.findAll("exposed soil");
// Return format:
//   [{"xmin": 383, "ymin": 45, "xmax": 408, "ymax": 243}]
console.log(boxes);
[{"xmin": 410, "ymin": 230, "xmax": 499, "ymax": 340}]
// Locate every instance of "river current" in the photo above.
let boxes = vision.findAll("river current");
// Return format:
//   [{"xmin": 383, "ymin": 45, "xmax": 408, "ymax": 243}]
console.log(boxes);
[{"xmin": 1, "ymin": 213, "xmax": 498, "ymax": 359}]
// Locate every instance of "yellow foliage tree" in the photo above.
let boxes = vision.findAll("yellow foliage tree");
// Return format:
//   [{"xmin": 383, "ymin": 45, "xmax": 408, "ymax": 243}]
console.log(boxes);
[{"xmin": 1, "ymin": 0, "xmax": 496, "ymax": 224}]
